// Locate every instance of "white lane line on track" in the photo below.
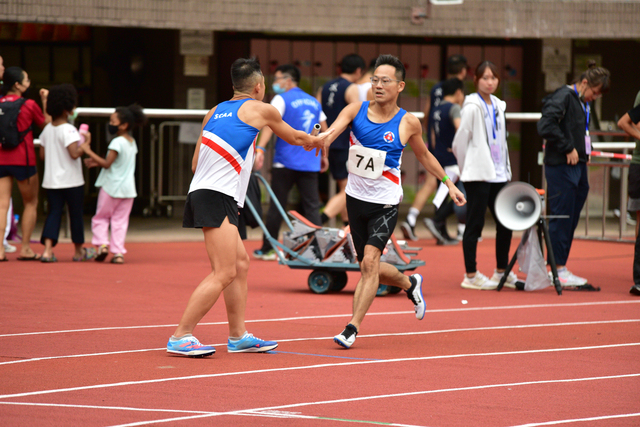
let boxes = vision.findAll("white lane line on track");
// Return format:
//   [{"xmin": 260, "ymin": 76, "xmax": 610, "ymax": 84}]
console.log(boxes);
[
  {"xmin": 1, "ymin": 319, "xmax": 638, "ymax": 366},
  {"xmin": 1, "ymin": 319, "xmax": 638, "ymax": 367},
  {"xmin": 1, "ymin": 300, "xmax": 638, "ymax": 338},
  {"xmin": 0, "ymin": 401, "xmax": 211, "ymax": 414},
  {"xmin": 103, "ymin": 373, "xmax": 640, "ymax": 426},
  {"xmin": 2, "ymin": 374, "xmax": 638, "ymax": 427},
  {"xmin": 1, "ymin": 342, "xmax": 638, "ymax": 400},
  {"xmin": 0, "ymin": 401, "xmax": 425, "ymax": 426},
  {"xmin": 509, "ymin": 412, "xmax": 640, "ymax": 426}
]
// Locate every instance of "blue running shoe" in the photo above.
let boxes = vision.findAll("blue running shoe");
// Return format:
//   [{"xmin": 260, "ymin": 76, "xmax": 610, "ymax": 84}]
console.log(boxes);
[
  {"xmin": 167, "ymin": 335, "xmax": 216, "ymax": 357},
  {"xmin": 227, "ymin": 332, "xmax": 278, "ymax": 353},
  {"xmin": 406, "ymin": 274, "xmax": 426, "ymax": 320}
]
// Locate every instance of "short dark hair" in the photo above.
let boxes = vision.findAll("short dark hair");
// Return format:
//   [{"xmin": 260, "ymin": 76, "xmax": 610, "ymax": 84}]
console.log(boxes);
[
  {"xmin": 275, "ymin": 64, "xmax": 300, "ymax": 84},
  {"xmin": 447, "ymin": 54, "xmax": 468, "ymax": 75},
  {"xmin": 441, "ymin": 77, "xmax": 464, "ymax": 97},
  {"xmin": 46, "ymin": 83, "xmax": 77, "ymax": 119},
  {"xmin": 231, "ymin": 57, "xmax": 263, "ymax": 93},
  {"xmin": 1, "ymin": 66, "xmax": 25, "ymax": 95},
  {"xmin": 115, "ymin": 103, "xmax": 147, "ymax": 131},
  {"xmin": 340, "ymin": 54, "xmax": 366, "ymax": 75},
  {"xmin": 374, "ymin": 54, "xmax": 406, "ymax": 81}
]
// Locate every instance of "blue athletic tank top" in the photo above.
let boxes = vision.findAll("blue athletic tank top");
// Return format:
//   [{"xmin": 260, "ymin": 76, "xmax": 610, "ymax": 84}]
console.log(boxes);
[
  {"xmin": 346, "ymin": 102, "xmax": 407, "ymax": 204},
  {"xmin": 189, "ymin": 99, "xmax": 259, "ymax": 207},
  {"xmin": 322, "ymin": 77, "xmax": 352, "ymax": 150},
  {"xmin": 432, "ymin": 101, "xmax": 458, "ymax": 167},
  {"xmin": 273, "ymin": 87, "xmax": 323, "ymax": 172},
  {"xmin": 350, "ymin": 102, "xmax": 406, "ymax": 169}
]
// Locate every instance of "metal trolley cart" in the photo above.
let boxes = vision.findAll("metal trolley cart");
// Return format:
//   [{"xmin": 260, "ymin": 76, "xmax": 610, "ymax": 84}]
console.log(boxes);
[{"xmin": 244, "ymin": 173, "xmax": 425, "ymax": 294}]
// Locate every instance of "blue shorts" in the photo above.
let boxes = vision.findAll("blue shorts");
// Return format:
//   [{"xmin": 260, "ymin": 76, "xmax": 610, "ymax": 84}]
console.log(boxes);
[{"xmin": 0, "ymin": 165, "xmax": 37, "ymax": 181}]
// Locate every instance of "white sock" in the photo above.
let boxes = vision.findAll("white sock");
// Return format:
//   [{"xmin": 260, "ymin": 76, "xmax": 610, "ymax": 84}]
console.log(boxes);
[
  {"xmin": 229, "ymin": 331, "xmax": 248, "ymax": 341},
  {"xmin": 407, "ymin": 207, "xmax": 420, "ymax": 227},
  {"xmin": 170, "ymin": 334, "xmax": 193, "ymax": 342}
]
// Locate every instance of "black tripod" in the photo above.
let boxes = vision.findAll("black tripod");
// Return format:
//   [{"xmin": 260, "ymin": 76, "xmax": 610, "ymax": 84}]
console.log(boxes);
[{"xmin": 497, "ymin": 215, "xmax": 563, "ymax": 295}]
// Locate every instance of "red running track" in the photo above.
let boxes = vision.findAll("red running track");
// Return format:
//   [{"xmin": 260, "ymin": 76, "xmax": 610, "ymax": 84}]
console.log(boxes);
[{"xmin": 1, "ymin": 237, "xmax": 639, "ymax": 426}]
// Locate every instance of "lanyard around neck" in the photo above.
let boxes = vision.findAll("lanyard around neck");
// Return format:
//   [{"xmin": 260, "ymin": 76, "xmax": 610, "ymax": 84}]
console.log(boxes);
[
  {"xmin": 573, "ymin": 84, "xmax": 590, "ymax": 136},
  {"xmin": 477, "ymin": 93, "xmax": 496, "ymax": 140}
]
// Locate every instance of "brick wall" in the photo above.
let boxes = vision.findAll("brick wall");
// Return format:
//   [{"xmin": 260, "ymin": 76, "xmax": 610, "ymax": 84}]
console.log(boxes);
[{"xmin": 1, "ymin": 0, "xmax": 639, "ymax": 39}]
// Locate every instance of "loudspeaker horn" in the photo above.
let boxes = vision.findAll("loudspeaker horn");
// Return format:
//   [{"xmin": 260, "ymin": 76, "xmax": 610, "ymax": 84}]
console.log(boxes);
[{"xmin": 494, "ymin": 182, "xmax": 542, "ymax": 231}]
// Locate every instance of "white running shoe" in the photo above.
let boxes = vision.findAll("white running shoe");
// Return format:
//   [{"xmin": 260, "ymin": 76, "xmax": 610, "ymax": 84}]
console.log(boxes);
[
  {"xmin": 334, "ymin": 324, "xmax": 358, "ymax": 348},
  {"xmin": 488, "ymin": 269, "xmax": 519, "ymax": 289},
  {"xmin": 554, "ymin": 268, "xmax": 588, "ymax": 287},
  {"xmin": 461, "ymin": 272, "xmax": 496, "ymax": 290},
  {"xmin": 4, "ymin": 242, "xmax": 17, "ymax": 253},
  {"xmin": 406, "ymin": 274, "xmax": 426, "ymax": 320}
]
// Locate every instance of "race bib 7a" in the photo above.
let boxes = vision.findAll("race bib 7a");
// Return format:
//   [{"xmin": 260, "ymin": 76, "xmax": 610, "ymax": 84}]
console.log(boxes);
[{"xmin": 348, "ymin": 145, "xmax": 386, "ymax": 179}]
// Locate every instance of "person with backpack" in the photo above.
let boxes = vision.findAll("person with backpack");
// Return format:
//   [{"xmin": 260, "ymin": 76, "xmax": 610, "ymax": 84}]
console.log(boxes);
[{"xmin": 0, "ymin": 66, "xmax": 50, "ymax": 261}]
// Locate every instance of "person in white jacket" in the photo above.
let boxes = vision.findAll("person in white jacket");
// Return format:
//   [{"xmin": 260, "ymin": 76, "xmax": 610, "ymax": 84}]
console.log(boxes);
[{"xmin": 452, "ymin": 61, "xmax": 517, "ymax": 290}]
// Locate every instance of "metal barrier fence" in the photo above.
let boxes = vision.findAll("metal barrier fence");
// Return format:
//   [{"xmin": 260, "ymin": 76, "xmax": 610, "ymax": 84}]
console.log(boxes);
[{"xmin": 66, "ymin": 108, "xmax": 634, "ymax": 241}]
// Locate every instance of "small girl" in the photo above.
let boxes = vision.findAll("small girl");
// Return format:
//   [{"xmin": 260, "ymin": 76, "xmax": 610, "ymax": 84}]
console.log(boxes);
[
  {"xmin": 39, "ymin": 84, "xmax": 96, "ymax": 262},
  {"xmin": 452, "ymin": 61, "xmax": 515, "ymax": 290},
  {"xmin": 82, "ymin": 104, "xmax": 146, "ymax": 264}
]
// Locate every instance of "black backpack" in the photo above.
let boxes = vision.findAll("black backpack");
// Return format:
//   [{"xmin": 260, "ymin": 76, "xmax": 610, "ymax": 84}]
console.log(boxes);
[{"xmin": 0, "ymin": 97, "xmax": 30, "ymax": 150}]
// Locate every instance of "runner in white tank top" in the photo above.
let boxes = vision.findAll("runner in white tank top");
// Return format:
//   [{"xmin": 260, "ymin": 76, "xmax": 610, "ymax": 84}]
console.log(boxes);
[{"xmin": 168, "ymin": 58, "xmax": 331, "ymax": 358}]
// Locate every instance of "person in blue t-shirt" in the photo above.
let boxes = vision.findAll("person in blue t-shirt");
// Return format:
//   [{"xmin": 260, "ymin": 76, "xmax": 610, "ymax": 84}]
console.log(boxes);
[{"xmin": 253, "ymin": 64, "xmax": 328, "ymax": 260}]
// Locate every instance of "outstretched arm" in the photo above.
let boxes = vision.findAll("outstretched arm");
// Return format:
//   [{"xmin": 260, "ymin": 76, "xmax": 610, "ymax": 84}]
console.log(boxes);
[
  {"xmin": 80, "ymin": 132, "xmax": 118, "ymax": 168},
  {"xmin": 252, "ymin": 102, "xmax": 331, "ymax": 152},
  {"xmin": 322, "ymin": 102, "xmax": 361, "ymax": 149}
]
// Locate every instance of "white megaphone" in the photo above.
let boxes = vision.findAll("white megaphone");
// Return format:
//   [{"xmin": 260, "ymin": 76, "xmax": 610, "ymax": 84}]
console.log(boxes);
[{"xmin": 494, "ymin": 182, "xmax": 542, "ymax": 231}]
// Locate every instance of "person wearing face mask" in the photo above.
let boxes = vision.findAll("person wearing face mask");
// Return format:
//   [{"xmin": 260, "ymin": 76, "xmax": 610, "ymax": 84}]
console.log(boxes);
[
  {"xmin": 39, "ymin": 84, "xmax": 95, "ymax": 262},
  {"xmin": 81, "ymin": 104, "xmax": 146, "ymax": 264},
  {"xmin": 451, "ymin": 61, "xmax": 515, "ymax": 291},
  {"xmin": 252, "ymin": 64, "xmax": 328, "ymax": 260},
  {"xmin": 537, "ymin": 61, "xmax": 611, "ymax": 288},
  {"xmin": 0, "ymin": 66, "xmax": 50, "ymax": 261}
]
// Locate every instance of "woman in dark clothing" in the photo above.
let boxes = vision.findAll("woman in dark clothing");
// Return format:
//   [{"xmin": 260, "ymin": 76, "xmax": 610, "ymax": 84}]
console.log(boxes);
[{"xmin": 537, "ymin": 61, "xmax": 610, "ymax": 287}]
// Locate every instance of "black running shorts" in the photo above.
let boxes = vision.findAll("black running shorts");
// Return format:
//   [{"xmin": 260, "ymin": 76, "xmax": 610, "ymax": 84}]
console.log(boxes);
[
  {"xmin": 183, "ymin": 189, "xmax": 239, "ymax": 229},
  {"xmin": 328, "ymin": 147, "xmax": 349, "ymax": 181},
  {"xmin": 346, "ymin": 194, "xmax": 399, "ymax": 262}
]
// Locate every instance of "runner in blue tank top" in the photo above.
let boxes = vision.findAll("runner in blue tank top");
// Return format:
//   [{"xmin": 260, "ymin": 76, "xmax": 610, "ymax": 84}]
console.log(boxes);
[
  {"xmin": 168, "ymin": 58, "xmax": 331, "ymax": 358},
  {"xmin": 322, "ymin": 54, "xmax": 466, "ymax": 349}
]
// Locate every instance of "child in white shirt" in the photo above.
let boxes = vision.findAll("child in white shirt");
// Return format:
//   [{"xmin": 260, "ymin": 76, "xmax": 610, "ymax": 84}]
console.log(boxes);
[{"xmin": 39, "ymin": 84, "xmax": 96, "ymax": 262}]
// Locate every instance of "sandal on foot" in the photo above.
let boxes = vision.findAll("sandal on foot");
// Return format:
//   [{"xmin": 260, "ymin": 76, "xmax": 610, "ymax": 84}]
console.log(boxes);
[
  {"xmin": 17, "ymin": 253, "xmax": 42, "ymax": 261},
  {"xmin": 110, "ymin": 254, "xmax": 124, "ymax": 264},
  {"xmin": 95, "ymin": 245, "xmax": 109, "ymax": 262},
  {"xmin": 73, "ymin": 247, "xmax": 97, "ymax": 262},
  {"xmin": 41, "ymin": 254, "xmax": 58, "ymax": 263}
]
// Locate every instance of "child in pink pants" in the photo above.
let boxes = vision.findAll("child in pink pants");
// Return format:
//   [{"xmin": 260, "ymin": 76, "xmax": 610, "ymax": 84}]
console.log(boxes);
[{"xmin": 81, "ymin": 104, "xmax": 146, "ymax": 264}]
